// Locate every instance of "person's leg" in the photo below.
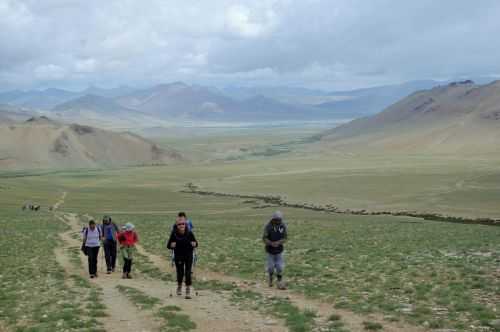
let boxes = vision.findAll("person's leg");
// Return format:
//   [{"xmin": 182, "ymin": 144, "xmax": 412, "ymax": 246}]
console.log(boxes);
[
  {"xmin": 103, "ymin": 241, "xmax": 112, "ymax": 272},
  {"xmin": 175, "ymin": 257, "xmax": 185, "ymax": 295},
  {"xmin": 275, "ymin": 253, "xmax": 285, "ymax": 289},
  {"xmin": 266, "ymin": 253, "xmax": 275, "ymax": 287},
  {"xmin": 87, "ymin": 246, "xmax": 92, "ymax": 276},
  {"xmin": 121, "ymin": 247, "xmax": 129, "ymax": 278},
  {"xmin": 184, "ymin": 255, "xmax": 193, "ymax": 299},
  {"xmin": 110, "ymin": 240, "xmax": 117, "ymax": 271},
  {"xmin": 89, "ymin": 247, "xmax": 99, "ymax": 276}
]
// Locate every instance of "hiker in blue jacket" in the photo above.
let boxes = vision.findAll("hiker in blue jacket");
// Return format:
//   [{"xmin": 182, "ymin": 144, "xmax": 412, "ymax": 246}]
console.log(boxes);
[
  {"xmin": 101, "ymin": 215, "xmax": 119, "ymax": 273},
  {"xmin": 263, "ymin": 211, "xmax": 287, "ymax": 289}
]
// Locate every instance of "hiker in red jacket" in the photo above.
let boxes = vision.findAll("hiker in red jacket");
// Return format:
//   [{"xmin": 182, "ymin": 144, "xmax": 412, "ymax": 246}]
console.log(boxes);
[{"xmin": 117, "ymin": 223, "xmax": 138, "ymax": 279}]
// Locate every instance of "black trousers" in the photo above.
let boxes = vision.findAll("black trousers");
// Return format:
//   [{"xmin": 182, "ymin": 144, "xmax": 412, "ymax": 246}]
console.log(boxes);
[
  {"xmin": 103, "ymin": 240, "xmax": 117, "ymax": 271},
  {"xmin": 123, "ymin": 258, "xmax": 133, "ymax": 273},
  {"xmin": 174, "ymin": 254, "xmax": 193, "ymax": 286},
  {"xmin": 87, "ymin": 246, "xmax": 100, "ymax": 275}
]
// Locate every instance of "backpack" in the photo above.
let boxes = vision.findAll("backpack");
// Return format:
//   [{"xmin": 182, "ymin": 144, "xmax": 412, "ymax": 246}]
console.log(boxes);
[{"xmin": 82, "ymin": 225, "xmax": 102, "ymax": 239}]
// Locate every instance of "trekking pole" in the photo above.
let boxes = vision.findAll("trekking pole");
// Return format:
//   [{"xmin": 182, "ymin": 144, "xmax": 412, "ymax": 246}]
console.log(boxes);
[
  {"xmin": 169, "ymin": 249, "xmax": 175, "ymax": 297},
  {"xmin": 101, "ymin": 246, "xmax": 104, "ymax": 274}
]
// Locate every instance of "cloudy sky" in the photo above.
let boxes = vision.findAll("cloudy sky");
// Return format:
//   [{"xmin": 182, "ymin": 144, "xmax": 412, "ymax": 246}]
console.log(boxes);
[{"xmin": 1, "ymin": 0, "xmax": 500, "ymax": 91}]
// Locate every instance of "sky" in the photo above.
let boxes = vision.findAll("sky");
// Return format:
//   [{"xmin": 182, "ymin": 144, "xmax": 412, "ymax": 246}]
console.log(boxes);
[{"xmin": 1, "ymin": 0, "xmax": 500, "ymax": 91}]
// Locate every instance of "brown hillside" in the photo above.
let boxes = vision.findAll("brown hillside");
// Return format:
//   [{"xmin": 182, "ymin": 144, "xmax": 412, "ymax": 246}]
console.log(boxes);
[
  {"xmin": 319, "ymin": 80, "xmax": 500, "ymax": 154},
  {"xmin": 0, "ymin": 118, "xmax": 182, "ymax": 170}
]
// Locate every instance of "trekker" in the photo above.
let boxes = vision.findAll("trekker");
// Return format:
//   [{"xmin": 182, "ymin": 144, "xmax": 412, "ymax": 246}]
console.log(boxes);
[
  {"xmin": 82, "ymin": 220, "xmax": 102, "ymax": 278},
  {"xmin": 167, "ymin": 217, "xmax": 198, "ymax": 299},
  {"xmin": 117, "ymin": 223, "xmax": 138, "ymax": 279},
  {"xmin": 263, "ymin": 211, "xmax": 287, "ymax": 289},
  {"xmin": 101, "ymin": 215, "xmax": 119, "ymax": 274}
]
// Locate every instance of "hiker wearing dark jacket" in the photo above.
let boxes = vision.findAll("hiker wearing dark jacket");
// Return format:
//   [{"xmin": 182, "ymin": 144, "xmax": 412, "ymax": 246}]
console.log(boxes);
[
  {"xmin": 167, "ymin": 218, "xmax": 198, "ymax": 299},
  {"xmin": 101, "ymin": 216, "xmax": 119, "ymax": 273},
  {"xmin": 263, "ymin": 211, "xmax": 287, "ymax": 289},
  {"xmin": 82, "ymin": 220, "xmax": 101, "ymax": 278}
]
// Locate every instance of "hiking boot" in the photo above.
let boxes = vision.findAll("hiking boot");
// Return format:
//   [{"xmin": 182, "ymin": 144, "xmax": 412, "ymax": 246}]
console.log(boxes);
[
  {"xmin": 90, "ymin": 274, "xmax": 95, "ymax": 279},
  {"xmin": 185, "ymin": 286, "xmax": 191, "ymax": 299},
  {"xmin": 268, "ymin": 274, "xmax": 273, "ymax": 287},
  {"xmin": 107, "ymin": 270, "xmax": 112, "ymax": 274},
  {"xmin": 176, "ymin": 285, "xmax": 182, "ymax": 296},
  {"xmin": 126, "ymin": 273, "xmax": 132, "ymax": 279}
]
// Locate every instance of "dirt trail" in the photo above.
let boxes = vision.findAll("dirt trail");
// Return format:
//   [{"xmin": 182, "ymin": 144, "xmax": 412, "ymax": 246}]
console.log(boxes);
[
  {"xmin": 138, "ymin": 246, "xmax": 428, "ymax": 332},
  {"xmin": 55, "ymin": 213, "xmax": 162, "ymax": 332},
  {"xmin": 52, "ymin": 191, "xmax": 67, "ymax": 210},
  {"xmin": 50, "ymin": 192, "xmax": 426, "ymax": 332},
  {"xmin": 55, "ymin": 211, "xmax": 287, "ymax": 332}
]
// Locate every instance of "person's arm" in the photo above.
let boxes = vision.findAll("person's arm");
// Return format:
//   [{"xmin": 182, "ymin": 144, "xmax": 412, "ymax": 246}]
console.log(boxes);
[
  {"xmin": 113, "ymin": 223, "xmax": 119, "ymax": 239},
  {"xmin": 275, "ymin": 223, "xmax": 287, "ymax": 245},
  {"xmin": 81, "ymin": 227, "xmax": 87, "ymax": 244},
  {"xmin": 167, "ymin": 232, "xmax": 176, "ymax": 249},
  {"xmin": 190, "ymin": 232, "xmax": 198, "ymax": 248},
  {"xmin": 262, "ymin": 224, "xmax": 272, "ymax": 245}
]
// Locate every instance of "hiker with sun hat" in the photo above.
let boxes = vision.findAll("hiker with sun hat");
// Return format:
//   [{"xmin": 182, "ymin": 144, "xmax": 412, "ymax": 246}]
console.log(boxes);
[{"xmin": 117, "ymin": 222, "xmax": 138, "ymax": 279}]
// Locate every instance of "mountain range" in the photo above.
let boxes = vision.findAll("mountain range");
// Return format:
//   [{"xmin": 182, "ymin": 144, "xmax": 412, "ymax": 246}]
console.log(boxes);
[
  {"xmin": 317, "ymin": 80, "xmax": 500, "ymax": 154},
  {"xmin": 0, "ymin": 80, "xmax": 453, "ymax": 126}
]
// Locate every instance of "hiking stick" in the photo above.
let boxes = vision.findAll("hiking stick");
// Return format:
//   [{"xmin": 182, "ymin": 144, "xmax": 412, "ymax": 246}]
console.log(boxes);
[
  {"xmin": 169, "ymin": 249, "xmax": 175, "ymax": 297},
  {"xmin": 100, "ymin": 245, "xmax": 104, "ymax": 274}
]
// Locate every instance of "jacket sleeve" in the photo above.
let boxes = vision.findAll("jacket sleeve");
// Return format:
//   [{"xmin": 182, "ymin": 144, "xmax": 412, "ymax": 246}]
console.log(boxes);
[
  {"xmin": 166, "ymin": 232, "xmax": 175, "ymax": 250},
  {"xmin": 117, "ymin": 231, "xmax": 125, "ymax": 244},
  {"xmin": 190, "ymin": 232, "xmax": 198, "ymax": 248},
  {"xmin": 262, "ymin": 224, "xmax": 271, "ymax": 244}
]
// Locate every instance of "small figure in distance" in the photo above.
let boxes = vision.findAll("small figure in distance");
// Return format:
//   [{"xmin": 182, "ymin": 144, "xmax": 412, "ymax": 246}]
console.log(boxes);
[
  {"xmin": 263, "ymin": 211, "xmax": 288, "ymax": 290},
  {"xmin": 167, "ymin": 215, "xmax": 198, "ymax": 299},
  {"xmin": 117, "ymin": 223, "xmax": 138, "ymax": 279}
]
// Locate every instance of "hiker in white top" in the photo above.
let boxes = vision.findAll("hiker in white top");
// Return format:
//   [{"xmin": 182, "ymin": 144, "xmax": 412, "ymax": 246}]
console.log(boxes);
[{"xmin": 82, "ymin": 220, "xmax": 102, "ymax": 278}]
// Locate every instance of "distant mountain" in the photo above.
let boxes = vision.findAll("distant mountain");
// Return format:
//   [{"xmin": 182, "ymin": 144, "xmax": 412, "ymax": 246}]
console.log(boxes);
[
  {"xmin": 0, "ymin": 88, "xmax": 81, "ymax": 110},
  {"xmin": 0, "ymin": 86, "xmax": 137, "ymax": 111},
  {"xmin": 116, "ymin": 82, "xmax": 336, "ymax": 122},
  {"xmin": 220, "ymin": 86, "xmax": 328, "ymax": 102},
  {"xmin": 51, "ymin": 94, "xmax": 163, "ymax": 128},
  {"xmin": 81, "ymin": 85, "xmax": 136, "ymax": 98},
  {"xmin": 0, "ymin": 117, "xmax": 182, "ymax": 170},
  {"xmin": 318, "ymin": 80, "xmax": 500, "ymax": 154},
  {"xmin": 316, "ymin": 80, "xmax": 442, "ymax": 117}
]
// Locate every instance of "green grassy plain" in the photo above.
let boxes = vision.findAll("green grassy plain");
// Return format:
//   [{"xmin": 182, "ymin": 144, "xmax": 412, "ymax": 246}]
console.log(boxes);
[{"xmin": 1, "ymin": 126, "xmax": 499, "ymax": 331}]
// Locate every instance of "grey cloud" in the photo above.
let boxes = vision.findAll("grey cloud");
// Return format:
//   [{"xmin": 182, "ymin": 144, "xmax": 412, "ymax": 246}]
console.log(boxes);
[{"xmin": 1, "ymin": 0, "xmax": 500, "ymax": 90}]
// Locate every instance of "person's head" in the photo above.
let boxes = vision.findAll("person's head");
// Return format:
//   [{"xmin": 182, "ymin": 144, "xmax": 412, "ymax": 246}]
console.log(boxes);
[
  {"xmin": 270, "ymin": 211, "xmax": 283, "ymax": 224},
  {"xmin": 124, "ymin": 223, "xmax": 134, "ymax": 232},
  {"xmin": 177, "ymin": 212, "xmax": 187, "ymax": 221},
  {"xmin": 103, "ymin": 215, "xmax": 111, "ymax": 224},
  {"xmin": 175, "ymin": 217, "xmax": 187, "ymax": 234},
  {"xmin": 89, "ymin": 219, "xmax": 96, "ymax": 229}
]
